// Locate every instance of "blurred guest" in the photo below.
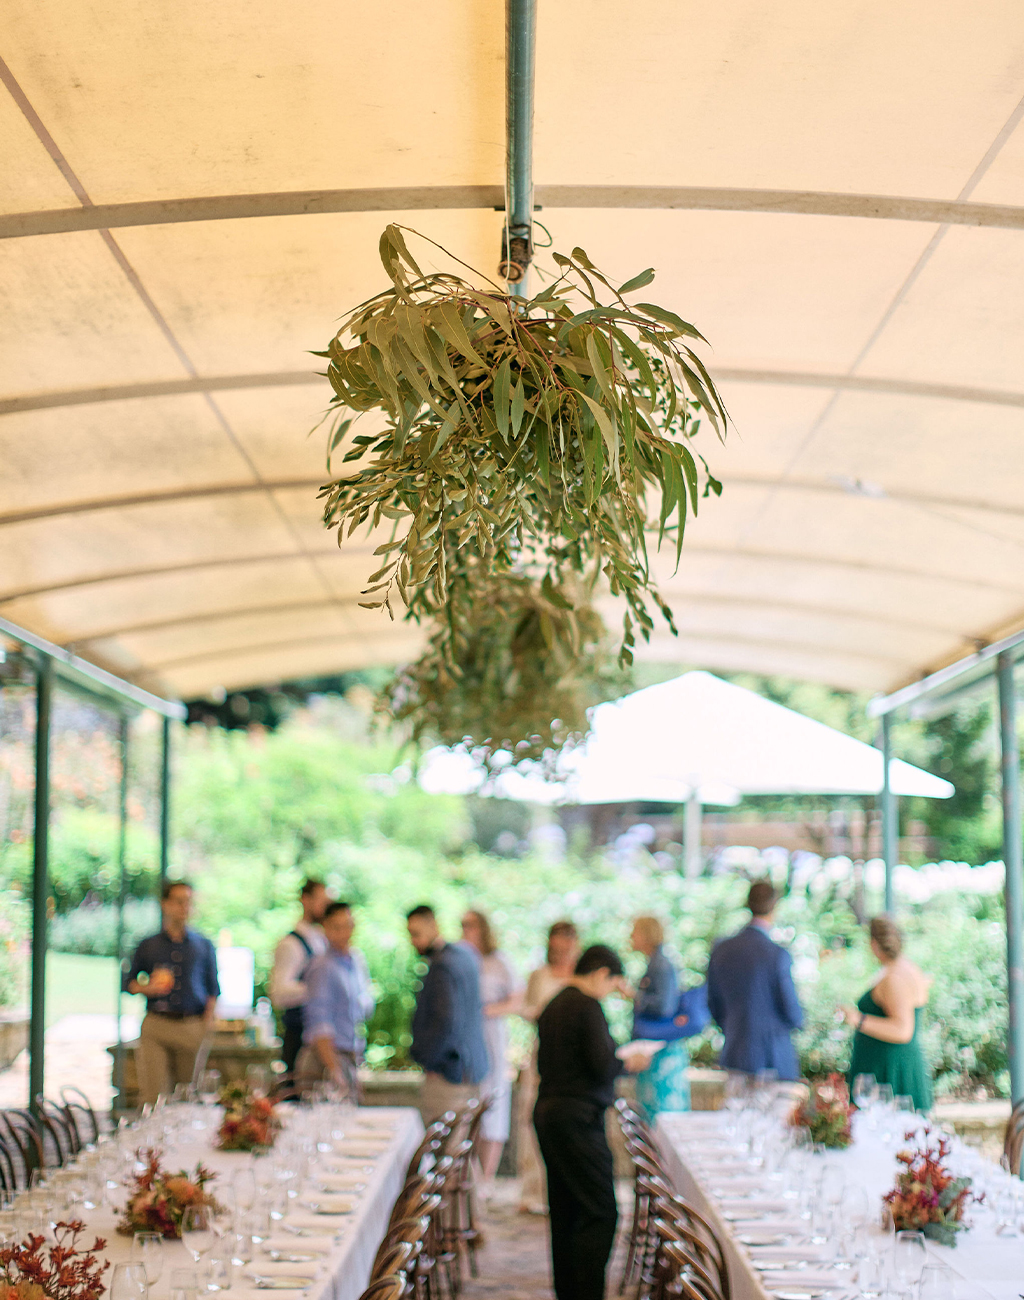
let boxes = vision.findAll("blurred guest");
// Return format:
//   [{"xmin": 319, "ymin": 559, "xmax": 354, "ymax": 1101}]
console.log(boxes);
[
  {"xmin": 295, "ymin": 902, "xmax": 374, "ymax": 1098},
  {"xmin": 630, "ymin": 915, "xmax": 690, "ymax": 1116},
  {"xmin": 125, "ymin": 880, "xmax": 219, "ymax": 1104},
  {"xmin": 841, "ymin": 915, "xmax": 933, "ymax": 1112},
  {"xmin": 707, "ymin": 880, "xmax": 803, "ymax": 1080},
  {"xmin": 270, "ymin": 878, "xmax": 329, "ymax": 1081},
  {"xmin": 519, "ymin": 920, "xmax": 581, "ymax": 1215},
  {"xmin": 534, "ymin": 945, "xmax": 646, "ymax": 1300},
  {"xmin": 460, "ymin": 910, "xmax": 524, "ymax": 1186},
  {"xmin": 407, "ymin": 904, "xmax": 489, "ymax": 1124}
]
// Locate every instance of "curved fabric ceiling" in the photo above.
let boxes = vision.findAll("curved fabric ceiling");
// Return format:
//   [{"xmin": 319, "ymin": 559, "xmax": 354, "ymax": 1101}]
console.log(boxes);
[{"xmin": 1, "ymin": 0, "xmax": 1024, "ymax": 701}]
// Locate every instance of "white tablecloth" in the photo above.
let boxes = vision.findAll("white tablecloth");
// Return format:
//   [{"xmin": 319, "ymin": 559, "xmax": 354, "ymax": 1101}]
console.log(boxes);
[
  {"xmin": 78, "ymin": 1106, "xmax": 423, "ymax": 1300},
  {"xmin": 655, "ymin": 1111, "xmax": 1024, "ymax": 1300}
]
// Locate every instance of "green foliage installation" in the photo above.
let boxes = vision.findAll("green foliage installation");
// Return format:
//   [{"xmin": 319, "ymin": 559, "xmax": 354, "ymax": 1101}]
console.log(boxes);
[{"xmin": 316, "ymin": 226, "xmax": 726, "ymax": 751}]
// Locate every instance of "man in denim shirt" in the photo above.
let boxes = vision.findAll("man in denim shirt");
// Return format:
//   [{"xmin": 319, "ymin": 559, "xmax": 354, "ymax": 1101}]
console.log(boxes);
[
  {"xmin": 295, "ymin": 902, "xmax": 374, "ymax": 1098},
  {"xmin": 124, "ymin": 879, "xmax": 219, "ymax": 1103}
]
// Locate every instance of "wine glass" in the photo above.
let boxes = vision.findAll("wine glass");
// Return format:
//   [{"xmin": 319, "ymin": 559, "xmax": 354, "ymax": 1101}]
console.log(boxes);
[
  {"xmin": 131, "ymin": 1231, "xmax": 165, "ymax": 1290},
  {"xmin": 168, "ymin": 1269, "xmax": 198, "ymax": 1300},
  {"xmin": 919, "ymin": 1263, "xmax": 953, "ymax": 1299},
  {"xmin": 233, "ymin": 1167, "xmax": 258, "ymax": 1214},
  {"xmin": 893, "ymin": 1230, "xmax": 927, "ymax": 1287},
  {"xmin": 180, "ymin": 1206, "xmax": 215, "ymax": 1266},
  {"xmin": 852, "ymin": 1073, "xmax": 877, "ymax": 1110},
  {"xmin": 109, "ymin": 1263, "xmax": 149, "ymax": 1300},
  {"xmin": 197, "ymin": 1070, "xmax": 221, "ymax": 1106}
]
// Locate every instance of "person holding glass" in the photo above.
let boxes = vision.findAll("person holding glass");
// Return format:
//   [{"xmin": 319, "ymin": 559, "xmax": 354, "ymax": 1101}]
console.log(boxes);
[
  {"xmin": 841, "ymin": 915, "xmax": 933, "ymax": 1113},
  {"xmin": 460, "ymin": 910, "xmax": 524, "ymax": 1189},
  {"xmin": 629, "ymin": 916, "xmax": 690, "ymax": 1117}
]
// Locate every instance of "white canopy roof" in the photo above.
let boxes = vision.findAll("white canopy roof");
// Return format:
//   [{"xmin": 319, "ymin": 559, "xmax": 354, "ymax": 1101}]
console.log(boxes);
[
  {"xmin": 419, "ymin": 671, "xmax": 955, "ymax": 804},
  {"xmin": 2, "ymin": 3, "xmax": 1024, "ymax": 699}
]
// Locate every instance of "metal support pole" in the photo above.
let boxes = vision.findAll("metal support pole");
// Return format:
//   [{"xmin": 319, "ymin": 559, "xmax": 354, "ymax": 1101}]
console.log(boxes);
[
  {"xmin": 115, "ymin": 717, "xmax": 129, "ymax": 1050},
  {"xmin": 500, "ymin": 0, "xmax": 536, "ymax": 293},
  {"xmin": 880, "ymin": 712, "xmax": 897, "ymax": 914},
  {"xmin": 684, "ymin": 793, "xmax": 703, "ymax": 879},
  {"xmin": 29, "ymin": 657, "xmax": 52, "ymax": 1108},
  {"xmin": 159, "ymin": 715, "xmax": 171, "ymax": 888},
  {"xmin": 998, "ymin": 651, "xmax": 1024, "ymax": 1106}
]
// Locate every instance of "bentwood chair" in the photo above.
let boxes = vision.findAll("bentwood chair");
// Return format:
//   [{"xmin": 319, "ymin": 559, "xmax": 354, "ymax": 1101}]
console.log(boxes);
[
  {"xmin": 35, "ymin": 1095, "xmax": 78, "ymax": 1166},
  {"xmin": 656, "ymin": 1239, "xmax": 725, "ymax": 1300},
  {"xmin": 650, "ymin": 1214, "xmax": 728, "ymax": 1300},
  {"xmin": 370, "ymin": 1240, "xmax": 420, "ymax": 1296},
  {"xmin": 60, "ymin": 1087, "xmax": 100, "ymax": 1150},
  {"xmin": 356, "ymin": 1276, "xmax": 408, "ymax": 1300},
  {"xmin": 2, "ymin": 1109, "xmax": 46, "ymax": 1179}
]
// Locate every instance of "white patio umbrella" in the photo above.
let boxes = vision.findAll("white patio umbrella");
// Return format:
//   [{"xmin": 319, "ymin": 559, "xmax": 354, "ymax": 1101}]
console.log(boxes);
[{"xmin": 418, "ymin": 670, "xmax": 954, "ymax": 873}]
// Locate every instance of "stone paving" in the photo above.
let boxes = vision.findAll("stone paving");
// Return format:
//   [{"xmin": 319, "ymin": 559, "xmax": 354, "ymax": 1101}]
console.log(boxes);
[{"xmin": 0, "ymin": 1014, "xmax": 136, "ymax": 1110}]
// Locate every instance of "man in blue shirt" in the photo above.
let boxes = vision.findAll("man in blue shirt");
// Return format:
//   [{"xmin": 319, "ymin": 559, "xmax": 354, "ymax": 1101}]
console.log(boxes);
[
  {"xmin": 707, "ymin": 880, "xmax": 804, "ymax": 1080},
  {"xmin": 124, "ymin": 879, "xmax": 220, "ymax": 1104},
  {"xmin": 295, "ymin": 901, "xmax": 374, "ymax": 1099},
  {"xmin": 406, "ymin": 904, "xmax": 488, "ymax": 1124}
]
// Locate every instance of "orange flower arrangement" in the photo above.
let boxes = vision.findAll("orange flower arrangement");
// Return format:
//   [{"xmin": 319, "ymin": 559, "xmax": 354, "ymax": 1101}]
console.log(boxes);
[
  {"xmin": 884, "ymin": 1127, "xmax": 976, "ymax": 1246},
  {"xmin": 789, "ymin": 1073, "xmax": 854, "ymax": 1149},
  {"xmin": 216, "ymin": 1081, "xmax": 282, "ymax": 1153},
  {"xmin": 118, "ymin": 1150, "xmax": 221, "ymax": 1239},
  {"xmin": 0, "ymin": 1222, "xmax": 109, "ymax": 1300}
]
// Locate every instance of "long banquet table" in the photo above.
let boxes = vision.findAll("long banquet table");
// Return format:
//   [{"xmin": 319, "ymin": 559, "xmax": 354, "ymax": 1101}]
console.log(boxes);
[
  {"xmin": 77, "ymin": 1106, "xmax": 424, "ymax": 1300},
  {"xmin": 656, "ymin": 1110, "xmax": 1024, "ymax": 1300}
]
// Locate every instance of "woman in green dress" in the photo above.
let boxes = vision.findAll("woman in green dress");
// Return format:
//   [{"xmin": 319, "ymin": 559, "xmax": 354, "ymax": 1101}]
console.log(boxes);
[{"xmin": 841, "ymin": 915, "xmax": 933, "ymax": 1113}]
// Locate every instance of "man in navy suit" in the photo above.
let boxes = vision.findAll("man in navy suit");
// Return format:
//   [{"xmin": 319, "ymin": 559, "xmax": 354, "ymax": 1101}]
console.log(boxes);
[
  {"xmin": 707, "ymin": 881, "xmax": 803, "ymax": 1080},
  {"xmin": 407, "ymin": 904, "xmax": 489, "ymax": 1123}
]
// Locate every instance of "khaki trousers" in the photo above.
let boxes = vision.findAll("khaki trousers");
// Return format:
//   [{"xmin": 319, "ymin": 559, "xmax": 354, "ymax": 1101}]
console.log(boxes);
[
  {"xmin": 418, "ymin": 1072, "xmax": 479, "ymax": 1127},
  {"xmin": 136, "ymin": 1013, "xmax": 208, "ymax": 1104},
  {"xmin": 294, "ymin": 1044, "xmax": 359, "ymax": 1100}
]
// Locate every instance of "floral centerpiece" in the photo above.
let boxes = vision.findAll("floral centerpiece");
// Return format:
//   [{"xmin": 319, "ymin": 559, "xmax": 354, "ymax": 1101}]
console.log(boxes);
[
  {"xmin": 789, "ymin": 1073, "xmax": 855, "ymax": 1149},
  {"xmin": 884, "ymin": 1127, "xmax": 977, "ymax": 1246},
  {"xmin": 216, "ymin": 1081, "xmax": 281, "ymax": 1152},
  {"xmin": 0, "ymin": 1221, "xmax": 109, "ymax": 1300},
  {"xmin": 117, "ymin": 1150, "xmax": 221, "ymax": 1239}
]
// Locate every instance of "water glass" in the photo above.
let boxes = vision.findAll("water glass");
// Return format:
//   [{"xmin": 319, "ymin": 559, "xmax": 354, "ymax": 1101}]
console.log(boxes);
[
  {"xmin": 169, "ymin": 1268, "xmax": 199, "ymax": 1300},
  {"xmin": 852, "ymin": 1073, "xmax": 877, "ymax": 1110},
  {"xmin": 131, "ymin": 1231, "xmax": 165, "ymax": 1288},
  {"xmin": 919, "ymin": 1263, "xmax": 953, "ymax": 1298},
  {"xmin": 109, "ymin": 1262, "xmax": 149, "ymax": 1300},
  {"xmin": 181, "ymin": 1206, "xmax": 216, "ymax": 1264},
  {"xmin": 205, "ymin": 1253, "xmax": 232, "ymax": 1292},
  {"xmin": 893, "ymin": 1230, "xmax": 927, "ymax": 1286},
  {"xmin": 856, "ymin": 1253, "xmax": 885, "ymax": 1298},
  {"xmin": 197, "ymin": 1070, "xmax": 222, "ymax": 1106},
  {"xmin": 233, "ymin": 1168, "xmax": 257, "ymax": 1213}
]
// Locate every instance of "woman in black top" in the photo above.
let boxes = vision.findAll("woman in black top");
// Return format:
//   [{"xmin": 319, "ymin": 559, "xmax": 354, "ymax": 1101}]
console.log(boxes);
[{"xmin": 534, "ymin": 945, "xmax": 647, "ymax": 1300}]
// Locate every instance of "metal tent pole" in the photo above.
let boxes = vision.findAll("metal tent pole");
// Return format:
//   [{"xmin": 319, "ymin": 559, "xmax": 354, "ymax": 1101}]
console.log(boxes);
[
  {"xmin": 29, "ymin": 656, "xmax": 52, "ymax": 1108},
  {"xmin": 500, "ymin": 0, "xmax": 537, "ymax": 293},
  {"xmin": 159, "ymin": 715, "xmax": 171, "ymax": 887},
  {"xmin": 684, "ymin": 792, "xmax": 703, "ymax": 878},
  {"xmin": 880, "ymin": 712, "xmax": 897, "ymax": 914},
  {"xmin": 115, "ymin": 716, "xmax": 129, "ymax": 1050},
  {"xmin": 998, "ymin": 650, "xmax": 1024, "ymax": 1105}
]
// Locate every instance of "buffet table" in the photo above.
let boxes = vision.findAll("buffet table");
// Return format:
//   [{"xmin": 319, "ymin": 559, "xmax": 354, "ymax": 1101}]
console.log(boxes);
[
  {"xmin": 78, "ymin": 1105, "xmax": 423, "ymax": 1300},
  {"xmin": 655, "ymin": 1110, "xmax": 1024, "ymax": 1300}
]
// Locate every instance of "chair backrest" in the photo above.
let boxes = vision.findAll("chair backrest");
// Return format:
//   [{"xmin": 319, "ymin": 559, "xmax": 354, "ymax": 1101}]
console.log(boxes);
[
  {"xmin": 371, "ymin": 1239, "xmax": 417, "ymax": 1284},
  {"xmin": 1, "ymin": 1110, "xmax": 45, "ymax": 1181},
  {"xmin": 59, "ymin": 1087, "xmax": 100, "ymax": 1149},
  {"xmin": 0, "ymin": 1133, "xmax": 19, "ymax": 1198},
  {"xmin": 1003, "ymin": 1100, "xmax": 1024, "ymax": 1162},
  {"xmin": 356, "ymin": 1275, "xmax": 407, "ymax": 1300},
  {"xmin": 405, "ymin": 1120, "xmax": 450, "ymax": 1180},
  {"xmin": 463, "ymin": 1095, "xmax": 492, "ymax": 1150},
  {"xmin": 388, "ymin": 1172, "xmax": 440, "ymax": 1227},
  {"xmin": 35, "ymin": 1096, "xmax": 77, "ymax": 1165},
  {"xmin": 661, "ymin": 1240, "xmax": 724, "ymax": 1300},
  {"xmin": 653, "ymin": 1216, "xmax": 727, "ymax": 1299}
]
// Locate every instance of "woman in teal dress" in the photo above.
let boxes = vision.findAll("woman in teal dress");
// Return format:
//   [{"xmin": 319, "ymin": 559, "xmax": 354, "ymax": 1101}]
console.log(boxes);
[
  {"xmin": 630, "ymin": 916, "xmax": 690, "ymax": 1117},
  {"xmin": 841, "ymin": 915, "xmax": 933, "ymax": 1112}
]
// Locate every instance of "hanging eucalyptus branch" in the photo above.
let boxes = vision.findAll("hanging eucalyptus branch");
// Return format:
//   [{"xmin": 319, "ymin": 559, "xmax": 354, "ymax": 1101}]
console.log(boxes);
[
  {"xmin": 381, "ymin": 566, "xmax": 626, "ymax": 770},
  {"xmin": 318, "ymin": 225, "xmax": 726, "ymax": 666}
]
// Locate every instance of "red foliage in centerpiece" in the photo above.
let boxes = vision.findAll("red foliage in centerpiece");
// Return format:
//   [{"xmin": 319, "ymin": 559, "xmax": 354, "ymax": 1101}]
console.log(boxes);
[
  {"xmin": 117, "ymin": 1149, "xmax": 222, "ymax": 1239},
  {"xmin": 884, "ymin": 1126, "xmax": 977, "ymax": 1247},
  {"xmin": 789, "ymin": 1073, "xmax": 855, "ymax": 1149},
  {"xmin": 216, "ymin": 1082, "xmax": 281, "ymax": 1153},
  {"xmin": 0, "ymin": 1221, "xmax": 109, "ymax": 1300}
]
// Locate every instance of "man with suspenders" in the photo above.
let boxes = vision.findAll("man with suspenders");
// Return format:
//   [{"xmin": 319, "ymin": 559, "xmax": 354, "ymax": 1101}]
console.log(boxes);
[{"xmin": 270, "ymin": 879, "xmax": 329, "ymax": 1083}]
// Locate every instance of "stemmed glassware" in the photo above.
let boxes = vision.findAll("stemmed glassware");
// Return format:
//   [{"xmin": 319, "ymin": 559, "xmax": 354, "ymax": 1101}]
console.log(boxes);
[
  {"xmin": 131, "ymin": 1231, "xmax": 165, "ymax": 1293},
  {"xmin": 109, "ymin": 1263, "xmax": 149, "ymax": 1300},
  {"xmin": 892, "ymin": 1229, "xmax": 927, "ymax": 1290},
  {"xmin": 180, "ymin": 1206, "xmax": 216, "ymax": 1268}
]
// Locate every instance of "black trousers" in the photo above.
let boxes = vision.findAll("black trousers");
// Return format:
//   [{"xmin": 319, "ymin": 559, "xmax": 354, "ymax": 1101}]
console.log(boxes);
[
  {"xmin": 281, "ymin": 1023, "xmax": 304, "ymax": 1095},
  {"xmin": 534, "ymin": 1097, "xmax": 618, "ymax": 1300}
]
